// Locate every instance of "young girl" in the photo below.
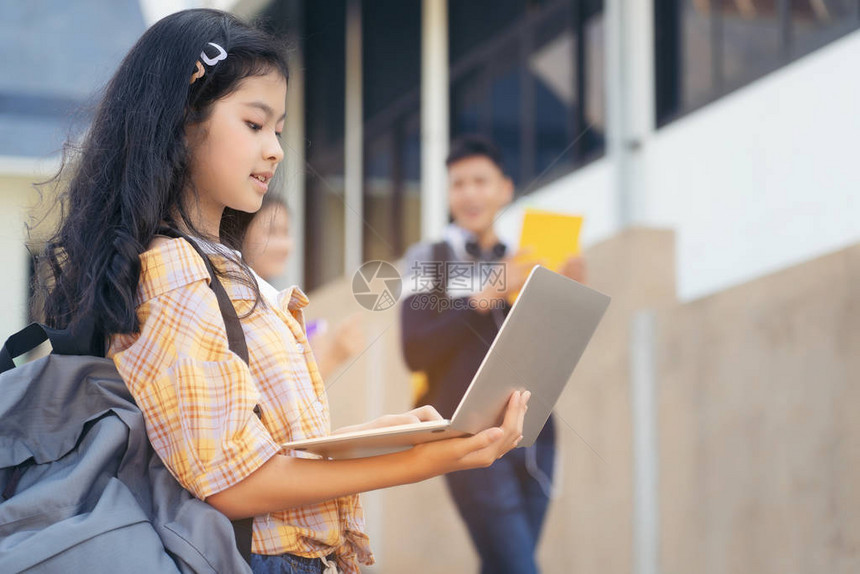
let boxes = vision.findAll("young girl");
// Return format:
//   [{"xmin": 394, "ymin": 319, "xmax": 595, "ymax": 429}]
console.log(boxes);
[{"xmin": 38, "ymin": 9, "xmax": 528, "ymax": 574}]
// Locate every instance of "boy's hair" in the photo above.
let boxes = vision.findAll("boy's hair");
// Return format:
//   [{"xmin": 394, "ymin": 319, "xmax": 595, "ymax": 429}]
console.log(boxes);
[
  {"xmin": 37, "ymin": 9, "xmax": 289, "ymax": 336},
  {"xmin": 445, "ymin": 135, "xmax": 506, "ymax": 174}
]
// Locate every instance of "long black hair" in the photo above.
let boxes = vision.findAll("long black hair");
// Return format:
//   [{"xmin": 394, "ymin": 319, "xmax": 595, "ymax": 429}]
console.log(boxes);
[{"xmin": 37, "ymin": 9, "xmax": 289, "ymax": 336}]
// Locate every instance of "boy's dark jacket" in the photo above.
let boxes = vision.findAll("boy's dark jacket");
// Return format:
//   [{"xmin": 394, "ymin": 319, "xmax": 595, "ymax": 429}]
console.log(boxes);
[{"xmin": 400, "ymin": 239, "xmax": 512, "ymax": 418}]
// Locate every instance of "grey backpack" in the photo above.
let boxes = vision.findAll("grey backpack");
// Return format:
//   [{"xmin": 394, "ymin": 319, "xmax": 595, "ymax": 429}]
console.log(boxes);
[{"xmin": 0, "ymin": 237, "xmax": 254, "ymax": 573}]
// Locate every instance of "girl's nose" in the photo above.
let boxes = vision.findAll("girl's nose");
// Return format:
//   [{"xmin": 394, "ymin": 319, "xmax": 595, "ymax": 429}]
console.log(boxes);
[{"xmin": 265, "ymin": 133, "xmax": 284, "ymax": 163}]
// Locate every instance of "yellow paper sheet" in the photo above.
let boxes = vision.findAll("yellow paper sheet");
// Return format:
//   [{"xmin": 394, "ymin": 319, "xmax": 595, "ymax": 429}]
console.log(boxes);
[{"xmin": 517, "ymin": 208, "xmax": 583, "ymax": 271}]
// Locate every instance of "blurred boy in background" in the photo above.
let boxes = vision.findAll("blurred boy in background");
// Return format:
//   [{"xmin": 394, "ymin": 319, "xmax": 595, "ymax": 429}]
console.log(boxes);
[{"xmin": 400, "ymin": 135, "xmax": 585, "ymax": 574}]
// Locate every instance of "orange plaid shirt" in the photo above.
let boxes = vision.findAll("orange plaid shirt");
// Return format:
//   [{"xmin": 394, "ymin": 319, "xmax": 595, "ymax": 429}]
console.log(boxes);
[{"xmin": 108, "ymin": 238, "xmax": 373, "ymax": 571}]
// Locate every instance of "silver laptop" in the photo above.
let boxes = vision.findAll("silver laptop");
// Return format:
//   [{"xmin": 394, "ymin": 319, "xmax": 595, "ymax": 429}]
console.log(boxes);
[{"xmin": 281, "ymin": 265, "xmax": 611, "ymax": 459}]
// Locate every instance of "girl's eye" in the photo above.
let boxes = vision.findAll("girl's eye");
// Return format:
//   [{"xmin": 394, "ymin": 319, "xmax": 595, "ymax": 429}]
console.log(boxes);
[{"xmin": 246, "ymin": 122, "xmax": 262, "ymax": 131}]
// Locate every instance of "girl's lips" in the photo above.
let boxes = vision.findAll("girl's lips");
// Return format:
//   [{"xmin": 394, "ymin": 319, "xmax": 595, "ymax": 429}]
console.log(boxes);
[{"xmin": 250, "ymin": 174, "xmax": 269, "ymax": 192}]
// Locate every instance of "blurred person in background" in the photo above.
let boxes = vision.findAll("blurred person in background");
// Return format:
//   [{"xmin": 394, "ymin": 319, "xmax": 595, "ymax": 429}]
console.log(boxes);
[
  {"xmin": 242, "ymin": 194, "xmax": 294, "ymax": 281},
  {"xmin": 243, "ymin": 194, "xmax": 364, "ymax": 379},
  {"xmin": 400, "ymin": 135, "xmax": 586, "ymax": 574}
]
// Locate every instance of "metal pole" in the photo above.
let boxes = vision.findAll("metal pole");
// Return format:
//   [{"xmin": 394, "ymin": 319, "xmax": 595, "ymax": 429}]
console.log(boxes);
[
  {"xmin": 421, "ymin": 0, "xmax": 449, "ymax": 241},
  {"xmin": 605, "ymin": 0, "xmax": 630, "ymax": 228},
  {"xmin": 344, "ymin": 0, "xmax": 364, "ymax": 274},
  {"xmin": 606, "ymin": 0, "xmax": 655, "ymax": 229},
  {"xmin": 631, "ymin": 311, "xmax": 660, "ymax": 574},
  {"xmin": 283, "ymin": 0, "xmax": 305, "ymax": 288}
]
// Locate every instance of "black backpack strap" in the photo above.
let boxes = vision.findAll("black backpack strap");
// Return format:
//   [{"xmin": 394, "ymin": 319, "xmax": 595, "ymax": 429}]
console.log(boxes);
[
  {"xmin": 155, "ymin": 228, "xmax": 249, "ymax": 363},
  {"xmin": 0, "ymin": 323, "xmax": 48, "ymax": 373},
  {"xmin": 0, "ymin": 316, "xmax": 104, "ymax": 374},
  {"xmin": 156, "ymin": 229, "xmax": 255, "ymax": 563}
]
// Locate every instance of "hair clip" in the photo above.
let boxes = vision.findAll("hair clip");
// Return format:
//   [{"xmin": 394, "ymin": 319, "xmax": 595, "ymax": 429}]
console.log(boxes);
[
  {"xmin": 189, "ymin": 42, "xmax": 227, "ymax": 85},
  {"xmin": 200, "ymin": 42, "xmax": 227, "ymax": 66}
]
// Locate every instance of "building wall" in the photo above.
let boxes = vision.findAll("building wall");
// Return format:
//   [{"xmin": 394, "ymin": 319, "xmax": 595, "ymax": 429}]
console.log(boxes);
[
  {"xmin": 656, "ymin": 240, "xmax": 860, "ymax": 574},
  {"xmin": 0, "ymin": 0, "xmax": 146, "ymax": 158},
  {"xmin": 498, "ymin": 29, "xmax": 860, "ymax": 302}
]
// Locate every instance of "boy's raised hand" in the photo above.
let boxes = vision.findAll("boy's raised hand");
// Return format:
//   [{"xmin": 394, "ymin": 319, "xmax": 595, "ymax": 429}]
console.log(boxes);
[
  {"xmin": 559, "ymin": 255, "xmax": 587, "ymax": 283},
  {"xmin": 503, "ymin": 247, "xmax": 543, "ymax": 295},
  {"xmin": 470, "ymin": 248, "xmax": 542, "ymax": 312}
]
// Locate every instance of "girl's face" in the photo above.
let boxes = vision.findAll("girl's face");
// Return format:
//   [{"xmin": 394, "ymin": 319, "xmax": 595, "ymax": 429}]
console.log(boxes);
[
  {"xmin": 185, "ymin": 71, "xmax": 287, "ymax": 236},
  {"xmin": 243, "ymin": 202, "xmax": 293, "ymax": 281}
]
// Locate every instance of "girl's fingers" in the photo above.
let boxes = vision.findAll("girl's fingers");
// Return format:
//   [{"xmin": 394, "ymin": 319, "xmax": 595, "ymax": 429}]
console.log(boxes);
[
  {"xmin": 458, "ymin": 427, "xmax": 502, "ymax": 455},
  {"xmin": 500, "ymin": 390, "xmax": 530, "ymax": 434},
  {"xmin": 519, "ymin": 390, "xmax": 530, "ymax": 427},
  {"xmin": 365, "ymin": 406, "xmax": 443, "ymax": 431},
  {"xmin": 379, "ymin": 414, "xmax": 415, "ymax": 427},
  {"xmin": 497, "ymin": 390, "xmax": 529, "ymax": 452},
  {"xmin": 457, "ymin": 390, "xmax": 531, "ymax": 463},
  {"xmin": 358, "ymin": 412, "xmax": 421, "ymax": 432},
  {"xmin": 420, "ymin": 391, "xmax": 532, "ymax": 471},
  {"xmin": 409, "ymin": 405, "xmax": 444, "ymax": 422},
  {"xmin": 454, "ymin": 427, "xmax": 505, "ymax": 466}
]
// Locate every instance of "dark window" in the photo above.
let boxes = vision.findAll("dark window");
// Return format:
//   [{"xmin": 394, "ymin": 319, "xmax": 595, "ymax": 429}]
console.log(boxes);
[
  {"xmin": 258, "ymin": 2, "xmax": 346, "ymax": 291},
  {"xmin": 449, "ymin": 0, "xmax": 532, "ymax": 62},
  {"xmin": 263, "ymin": 0, "xmax": 605, "ymax": 289},
  {"xmin": 721, "ymin": 2, "xmax": 782, "ymax": 89},
  {"xmin": 792, "ymin": 0, "xmax": 859, "ymax": 54},
  {"xmin": 532, "ymin": 11, "xmax": 584, "ymax": 176},
  {"xmin": 490, "ymin": 45, "xmax": 523, "ymax": 184},
  {"xmin": 303, "ymin": 0, "xmax": 347, "ymax": 289},
  {"xmin": 450, "ymin": 0, "xmax": 605, "ymax": 194},
  {"xmin": 361, "ymin": 0, "xmax": 421, "ymax": 264},
  {"xmin": 363, "ymin": 0, "xmax": 420, "ymax": 121},
  {"xmin": 263, "ymin": 0, "xmax": 421, "ymax": 289},
  {"xmin": 451, "ymin": 70, "xmax": 486, "ymax": 137},
  {"xmin": 583, "ymin": 7, "xmax": 606, "ymax": 157},
  {"xmin": 655, "ymin": 0, "xmax": 860, "ymax": 126}
]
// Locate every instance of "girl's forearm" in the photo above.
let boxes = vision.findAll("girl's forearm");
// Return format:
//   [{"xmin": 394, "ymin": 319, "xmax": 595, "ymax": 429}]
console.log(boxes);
[{"xmin": 206, "ymin": 447, "xmax": 431, "ymax": 519}]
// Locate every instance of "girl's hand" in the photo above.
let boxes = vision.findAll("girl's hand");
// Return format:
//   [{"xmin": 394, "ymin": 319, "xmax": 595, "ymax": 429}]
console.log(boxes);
[
  {"xmin": 411, "ymin": 390, "xmax": 530, "ymax": 473},
  {"xmin": 332, "ymin": 405, "xmax": 444, "ymax": 435}
]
